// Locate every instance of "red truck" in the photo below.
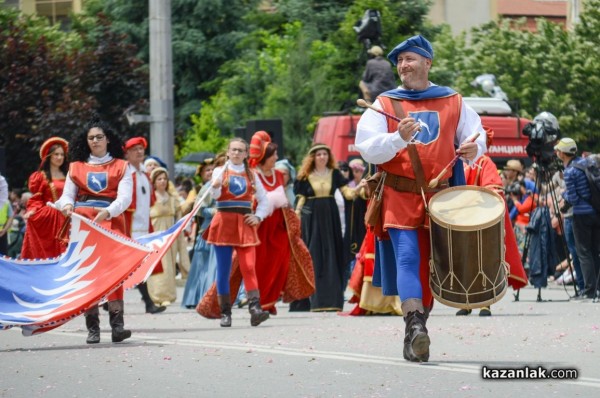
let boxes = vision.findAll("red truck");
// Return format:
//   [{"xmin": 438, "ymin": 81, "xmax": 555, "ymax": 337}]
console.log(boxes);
[{"xmin": 312, "ymin": 97, "xmax": 531, "ymax": 163}]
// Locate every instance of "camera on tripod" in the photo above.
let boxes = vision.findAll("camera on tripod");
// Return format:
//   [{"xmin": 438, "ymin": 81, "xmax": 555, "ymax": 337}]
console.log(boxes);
[
  {"xmin": 505, "ymin": 181, "xmax": 523, "ymax": 197},
  {"xmin": 522, "ymin": 111, "xmax": 561, "ymax": 168}
]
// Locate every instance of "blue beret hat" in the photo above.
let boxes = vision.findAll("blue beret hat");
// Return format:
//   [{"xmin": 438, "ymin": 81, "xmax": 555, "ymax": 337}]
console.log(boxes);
[{"xmin": 387, "ymin": 34, "xmax": 434, "ymax": 65}]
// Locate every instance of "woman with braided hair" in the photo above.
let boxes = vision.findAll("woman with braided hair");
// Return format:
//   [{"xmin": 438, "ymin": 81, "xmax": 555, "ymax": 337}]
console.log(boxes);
[
  {"xmin": 203, "ymin": 137, "xmax": 270, "ymax": 327},
  {"xmin": 21, "ymin": 137, "xmax": 69, "ymax": 259}
]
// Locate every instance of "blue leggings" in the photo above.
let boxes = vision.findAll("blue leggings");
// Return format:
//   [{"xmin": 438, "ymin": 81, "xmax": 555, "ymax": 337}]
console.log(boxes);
[
  {"xmin": 215, "ymin": 245, "xmax": 233, "ymax": 295},
  {"xmin": 388, "ymin": 228, "xmax": 422, "ymax": 301}
]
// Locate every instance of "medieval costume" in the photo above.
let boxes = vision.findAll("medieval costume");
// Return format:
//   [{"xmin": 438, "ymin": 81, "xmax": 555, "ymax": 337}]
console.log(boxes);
[
  {"xmin": 21, "ymin": 137, "xmax": 69, "ymax": 259},
  {"xmin": 294, "ymin": 144, "xmax": 359, "ymax": 312},
  {"xmin": 182, "ymin": 183, "xmax": 218, "ymax": 308}
]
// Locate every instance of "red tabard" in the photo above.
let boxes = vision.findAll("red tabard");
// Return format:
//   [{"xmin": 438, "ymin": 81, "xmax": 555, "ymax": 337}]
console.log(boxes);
[
  {"xmin": 378, "ymin": 94, "xmax": 462, "ymax": 229},
  {"xmin": 204, "ymin": 168, "xmax": 260, "ymax": 247},
  {"xmin": 69, "ymin": 159, "xmax": 128, "ymax": 235}
]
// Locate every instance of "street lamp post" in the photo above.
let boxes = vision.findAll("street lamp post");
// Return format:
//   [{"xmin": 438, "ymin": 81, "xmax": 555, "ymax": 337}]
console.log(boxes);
[{"xmin": 148, "ymin": 0, "xmax": 174, "ymax": 175}]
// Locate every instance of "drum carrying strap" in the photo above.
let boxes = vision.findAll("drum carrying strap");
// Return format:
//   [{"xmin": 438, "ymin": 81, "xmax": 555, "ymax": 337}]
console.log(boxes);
[{"xmin": 389, "ymin": 99, "xmax": 427, "ymax": 193}]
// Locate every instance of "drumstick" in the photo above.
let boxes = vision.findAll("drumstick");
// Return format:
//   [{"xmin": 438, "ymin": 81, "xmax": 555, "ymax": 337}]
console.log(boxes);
[
  {"xmin": 356, "ymin": 99, "xmax": 421, "ymax": 140},
  {"xmin": 356, "ymin": 99, "xmax": 402, "ymax": 122},
  {"xmin": 428, "ymin": 132, "xmax": 481, "ymax": 189}
]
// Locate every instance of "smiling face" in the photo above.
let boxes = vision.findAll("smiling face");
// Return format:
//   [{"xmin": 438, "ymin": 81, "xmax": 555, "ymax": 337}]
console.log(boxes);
[
  {"xmin": 87, "ymin": 127, "xmax": 109, "ymax": 158},
  {"xmin": 396, "ymin": 51, "xmax": 431, "ymax": 91}
]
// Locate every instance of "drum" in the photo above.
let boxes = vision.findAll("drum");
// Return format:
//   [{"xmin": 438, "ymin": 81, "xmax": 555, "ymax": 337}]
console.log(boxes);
[{"xmin": 428, "ymin": 186, "xmax": 508, "ymax": 309}]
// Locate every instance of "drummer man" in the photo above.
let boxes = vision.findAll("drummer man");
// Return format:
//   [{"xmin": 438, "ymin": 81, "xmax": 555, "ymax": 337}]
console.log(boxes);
[{"xmin": 355, "ymin": 34, "xmax": 486, "ymax": 362}]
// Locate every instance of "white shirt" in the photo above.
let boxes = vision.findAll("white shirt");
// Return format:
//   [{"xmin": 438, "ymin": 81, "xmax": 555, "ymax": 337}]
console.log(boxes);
[
  {"xmin": 210, "ymin": 163, "xmax": 269, "ymax": 220},
  {"xmin": 55, "ymin": 153, "xmax": 133, "ymax": 219},
  {"xmin": 355, "ymin": 94, "xmax": 486, "ymax": 165},
  {"xmin": 129, "ymin": 163, "xmax": 151, "ymax": 237}
]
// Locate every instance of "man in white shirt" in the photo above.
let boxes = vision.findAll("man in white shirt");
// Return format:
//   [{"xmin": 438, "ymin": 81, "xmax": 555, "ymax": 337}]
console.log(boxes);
[{"xmin": 123, "ymin": 137, "xmax": 166, "ymax": 314}]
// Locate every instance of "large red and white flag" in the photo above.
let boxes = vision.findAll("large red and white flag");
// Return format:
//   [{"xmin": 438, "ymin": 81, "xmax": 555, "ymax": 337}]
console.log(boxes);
[{"xmin": 0, "ymin": 213, "xmax": 152, "ymax": 336}]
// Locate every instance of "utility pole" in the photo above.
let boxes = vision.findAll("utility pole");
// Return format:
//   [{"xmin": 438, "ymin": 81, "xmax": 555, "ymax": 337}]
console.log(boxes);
[{"xmin": 149, "ymin": 0, "xmax": 174, "ymax": 175}]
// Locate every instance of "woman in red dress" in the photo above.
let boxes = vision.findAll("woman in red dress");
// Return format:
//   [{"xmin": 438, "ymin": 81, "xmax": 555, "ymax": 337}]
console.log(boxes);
[
  {"xmin": 250, "ymin": 131, "xmax": 317, "ymax": 314},
  {"xmin": 21, "ymin": 137, "xmax": 69, "ymax": 259}
]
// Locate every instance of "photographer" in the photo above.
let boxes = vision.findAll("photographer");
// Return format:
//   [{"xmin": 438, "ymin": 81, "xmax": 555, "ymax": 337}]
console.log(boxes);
[
  {"xmin": 555, "ymin": 138, "xmax": 600, "ymax": 300},
  {"xmin": 509, "ymin": 179, "xmax": 537, "ymax": 267}
]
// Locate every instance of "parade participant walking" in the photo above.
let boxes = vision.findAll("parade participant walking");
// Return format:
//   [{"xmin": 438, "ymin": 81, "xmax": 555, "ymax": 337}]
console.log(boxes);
[
  {"xmin": 55, "ymin": 117, "xmax": 134, "ymax": 344},
  {"xmin": 20, "ymin": 137, "xmax": 69, "ymax": 259},
  {"xmin": 355, "ymin": 34, "xmax": 486, "ymax": 362},
  {"xmin": 249, "ymin": 131, "xmax": 314, "ymax": 314},
  {"xmin": 123, "ymin": 136, "xmax": 166, "ymax": 314},
  {"xmin": 182, "ymin": 156, "xmax": 221, "ymax": 309},
  {"xmin": 204, "ymin": 138, "xmax": 270, "ymax": 327},
  {"xmin": 293, "ymin": 143, "xmax": 366, "ymax": 312}
]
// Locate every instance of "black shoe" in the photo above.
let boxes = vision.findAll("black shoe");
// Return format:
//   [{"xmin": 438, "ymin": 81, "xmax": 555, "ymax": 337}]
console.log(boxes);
[
  {"xmin": 86, "ymin": 331, "xmax": 100, "ymax": 344},
  {"xmin": 146, "ymin": 302, "xmax": 166, "ymax": 314},
  {"xmin": 456, "ymin": 308, "xmax": 472, "ymax": 316},
  {"xmin": 479, "ymin": 307, "xmax": 492, "ymax": 316}
]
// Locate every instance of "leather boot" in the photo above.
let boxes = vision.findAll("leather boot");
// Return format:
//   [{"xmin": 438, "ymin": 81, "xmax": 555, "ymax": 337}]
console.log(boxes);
[
  {"xmin": 247, "ymin": 290, "xmax": 269, "ymax": 327},
  {"xmin": 85, "ymin": 307, "xmax": 101, "ymax": 344},
  {"xmin": 218, "ymin": 295, "xmax": 232, "ymax": 327},
  {"xmin": 108, "ymin": 300, "xmax": 132, "ymax": 343},
  {"xmin": 138, "ymin": 282, "xmax": 166, "ymax": 314},
  {"xmin": 401, "ymin": 299, "xmax": 430, "ymax": 362}
]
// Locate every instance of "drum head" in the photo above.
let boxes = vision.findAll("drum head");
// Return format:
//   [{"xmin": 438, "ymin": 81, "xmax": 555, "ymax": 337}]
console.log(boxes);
[{"xmin": 428, "ymin": 186, "xmax": 504, "ymax": 231}]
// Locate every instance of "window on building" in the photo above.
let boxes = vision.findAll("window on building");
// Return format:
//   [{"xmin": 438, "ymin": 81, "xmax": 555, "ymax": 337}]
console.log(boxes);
[{"xmin": 36, "ymin": 1, "xmax": 73, "ymax": 27}]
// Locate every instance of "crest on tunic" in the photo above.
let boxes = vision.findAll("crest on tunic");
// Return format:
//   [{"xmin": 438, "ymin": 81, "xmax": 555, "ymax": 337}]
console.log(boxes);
[
  {"xmin": 86, "ymin": 172, "xmax": 108, "ymax": 194},
  {"xmin": 408, "ymin": 111, "xmax": 440, "ymax": 144},
  {"xmin": 227, "ymin": 175, "xmax": 247, "ymax": 197}
]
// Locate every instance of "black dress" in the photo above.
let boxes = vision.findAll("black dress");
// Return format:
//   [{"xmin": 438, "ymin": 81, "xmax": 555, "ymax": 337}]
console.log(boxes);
[{"xmin": 293, "ymin": 169, "xmax": 348, "ymax": 311}]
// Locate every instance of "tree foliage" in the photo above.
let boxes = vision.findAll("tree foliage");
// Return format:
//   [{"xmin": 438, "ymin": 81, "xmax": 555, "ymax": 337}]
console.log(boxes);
[
  {"xmin": 0, "ymin": 8, "xmax": 147, "ymax": 187},
  {"xmin": 181, "ymin": 0, "xmax": 434, "ymax": 163},
  {"xmin": 431, "ymin": 1, "xmax": 600, "ymax": 152}
]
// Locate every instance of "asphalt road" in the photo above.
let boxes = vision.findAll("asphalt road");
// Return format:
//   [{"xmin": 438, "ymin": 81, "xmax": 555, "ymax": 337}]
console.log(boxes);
[{"xmin": 1, "ymin": 284, "xmax": 598, "ymax": 398}]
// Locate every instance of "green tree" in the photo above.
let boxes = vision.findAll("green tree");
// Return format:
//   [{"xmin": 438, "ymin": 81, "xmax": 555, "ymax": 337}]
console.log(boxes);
[
  {"xmin": 85, "ymin": 0, "xmax": 261, "ymax": 137},
  {"xmin": 432, "ymin": 9, "xmax": 600, "ymax": 152},
  {"xmin": 183, "ymin": 0, "xmax": 434, "ymax": 164},
  {"xmin": 0, "ymin": 8, "xmax": 148, "ymax": 187}
]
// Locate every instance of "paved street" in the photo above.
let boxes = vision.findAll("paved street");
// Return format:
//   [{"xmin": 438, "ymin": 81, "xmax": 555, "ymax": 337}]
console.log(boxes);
[{"xmin": 1, "ymin": 284, "xmax": 598, "ymax": 398}]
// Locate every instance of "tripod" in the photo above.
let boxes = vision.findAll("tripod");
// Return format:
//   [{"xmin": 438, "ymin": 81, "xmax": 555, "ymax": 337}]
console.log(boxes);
[{"xmin": 514, "ymin": 161, "xmax": 577, "ymax": 302}]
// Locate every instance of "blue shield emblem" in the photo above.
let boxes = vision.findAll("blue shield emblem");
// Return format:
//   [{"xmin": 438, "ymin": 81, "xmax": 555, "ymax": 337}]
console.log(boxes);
[
  {"xmin": 227, "ymin": 175, "xmax": 247, "ymax": 197},
  {"xmin": 87, "ymin": 172, "xmax": 108, "ymax": 193},
  {"xmin": 409, "ymin": 111, "xmax": 440, "ymax": 144}
]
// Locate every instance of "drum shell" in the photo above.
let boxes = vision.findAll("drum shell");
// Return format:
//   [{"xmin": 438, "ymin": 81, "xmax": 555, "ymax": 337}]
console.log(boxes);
[{"xmin": 428, "ymin": 186, "xmax": 507, "ymax": 309}]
